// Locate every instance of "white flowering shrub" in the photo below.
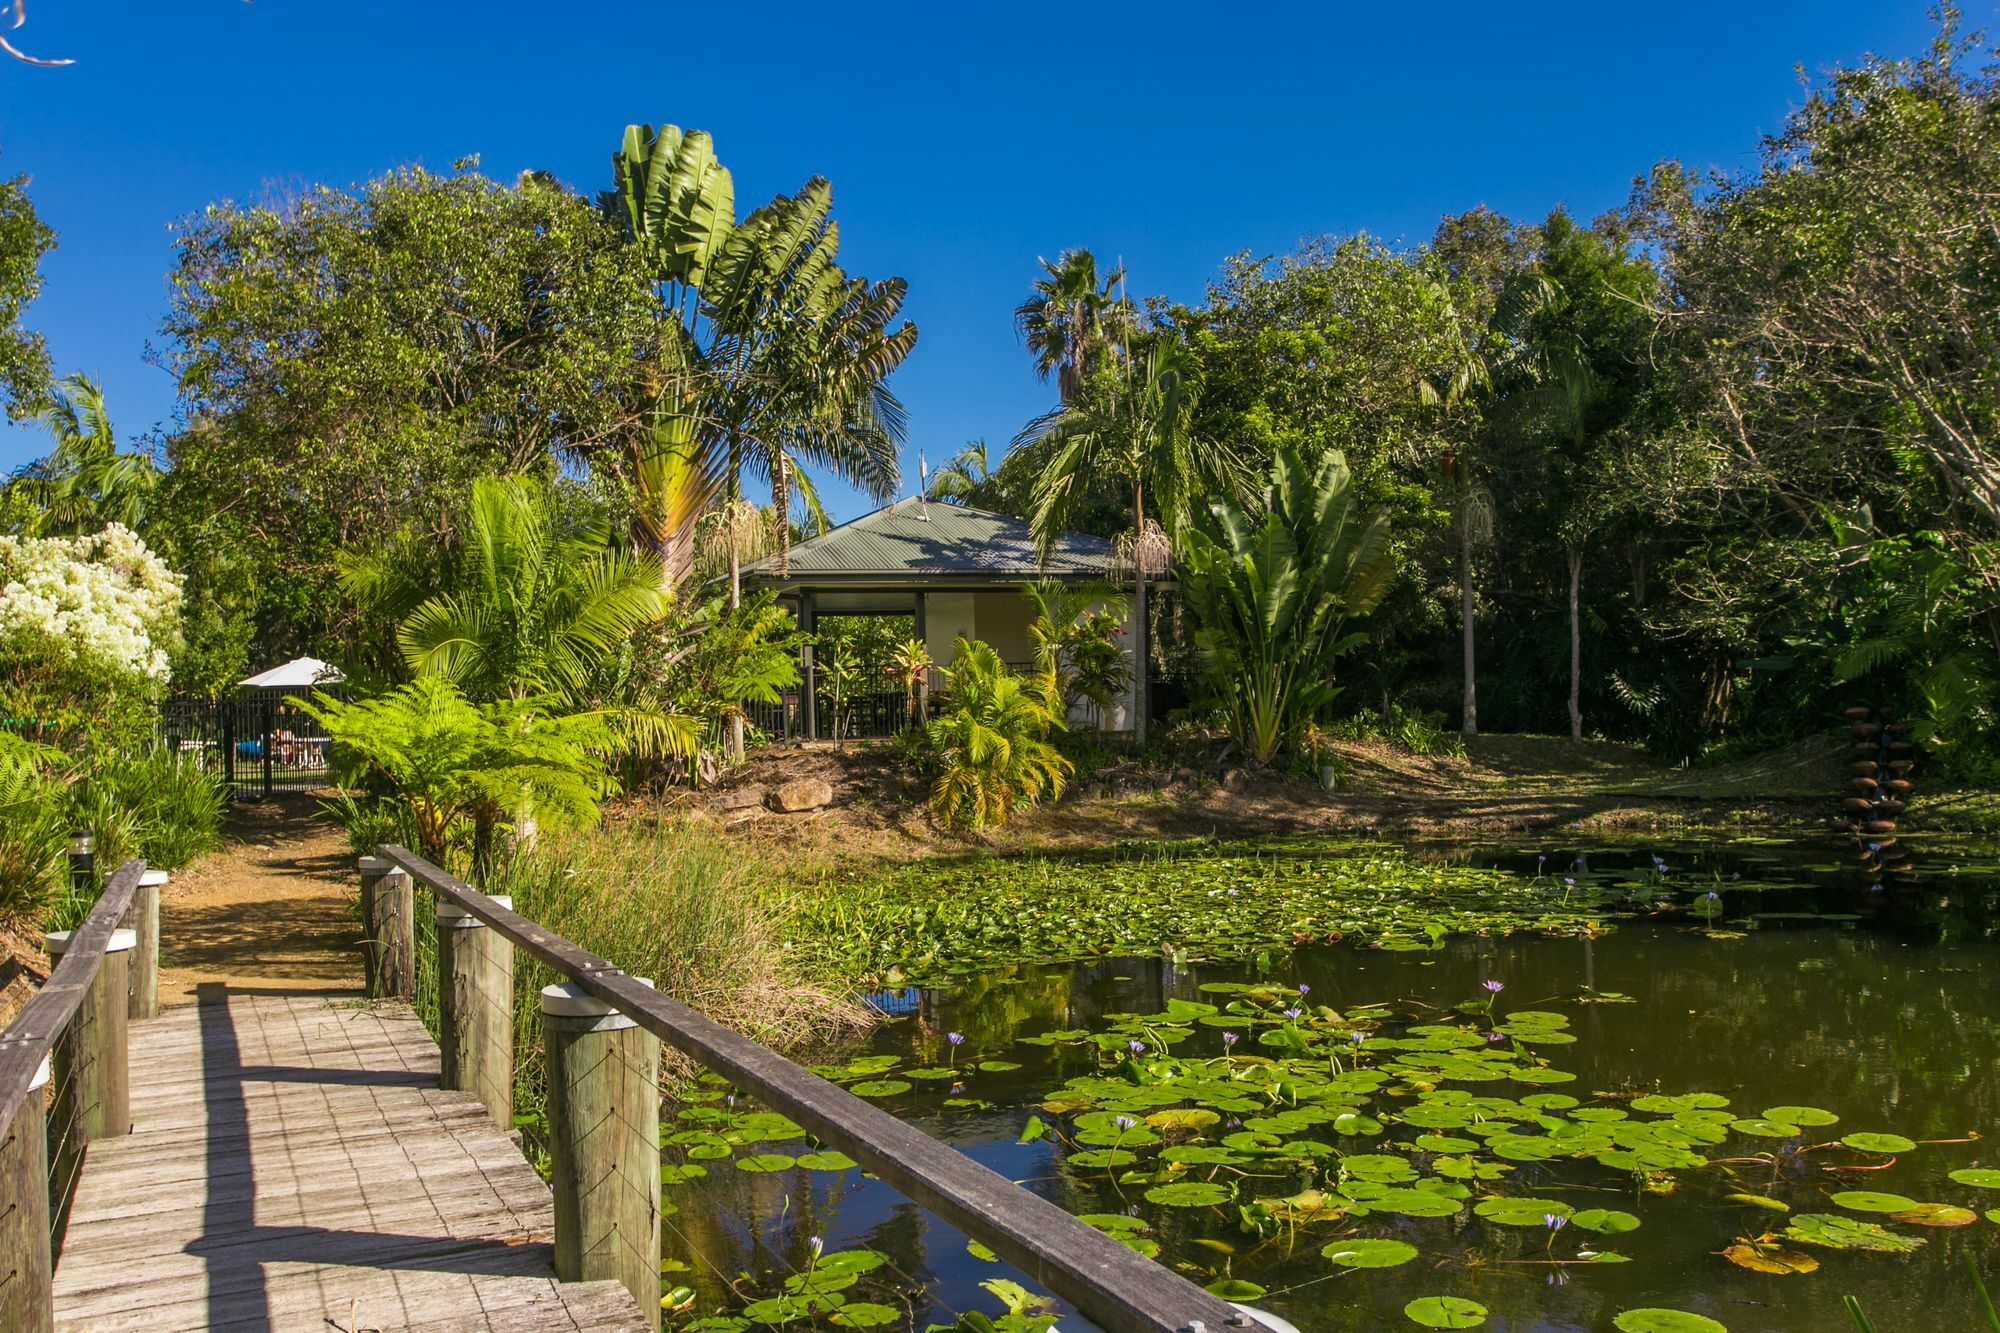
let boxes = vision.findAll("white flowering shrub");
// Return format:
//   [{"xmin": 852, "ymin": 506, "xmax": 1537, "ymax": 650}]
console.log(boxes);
[{"xmin": 0, "ymin": 524, "xmax": 184, "ymax": 746}]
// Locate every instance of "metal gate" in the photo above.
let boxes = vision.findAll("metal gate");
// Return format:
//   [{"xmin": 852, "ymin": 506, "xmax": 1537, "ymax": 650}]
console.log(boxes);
[{"xmin": 156, "ymin": 690, "xmax": 343, "ymax": 799}]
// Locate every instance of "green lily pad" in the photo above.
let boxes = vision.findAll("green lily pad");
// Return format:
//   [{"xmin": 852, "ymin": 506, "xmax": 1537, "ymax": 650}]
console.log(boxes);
[
  {"xmin": 1613, "ymin": 1312, "xmax": 1727, "ymax": 1333},
  {"xmin": 1888, "ymin": 1202, "xmax": 1978, "ymax": 1227},
  {"xmin": 1571, "ymin": 1208, "xmax": 1641, "ymax": 1234},
  {"xmin": 1203, "ymin": 1279, "xmax": 1267, "ymax": 1300},
  {"xmin": 1841, "ymin": 1133, "xmax": 1916, "ymax": 1154},
  {"xmin": 1762, "ymin": 1105, "xmax": 1839, "ymax": 1127},
  {"xmin": 1728, "ymin": 1118, "xmax": 1800, "ymax": 1138},
  {"xmin": 1831, "ymin": 1190, "xmax": 1919, "ymax": 1213},
  {"xmin": 847, "ymin": 1080, "xmax": 912, "ymax": 1098},
  {"xmin": 795, "ymin": 1151, "xmax": 857, "ymax": 1172},
  {"xmin": 1948, "ymin": 1168, "xmax": 2000, "ymax": 1189},
  {"xmin": 829, "ymin": 1304, "xmax": 901, "ymax": 1328},
  {"xmin": 1322, "ymin": 1238, "xmax": 1419, "ymax": 1268},
  {"xmin": 1404, "ymin": 1296, "xmax": 1486, "ymax": 1328},
  {"xmin": 1785, "ymin": 1213, "xmax": 1925, "ymax": 1253},
  {"xmin": 1724, "ymin": 1194, "xmax": 1790, "ymax": 1212},
  {"xmin": 1144, "ymin": 1181, "xmax": 1232, "ymax": 1207},
  {"xmin": 733, "ymin": 1153, "xmax": 796, "ymax": 1173}
]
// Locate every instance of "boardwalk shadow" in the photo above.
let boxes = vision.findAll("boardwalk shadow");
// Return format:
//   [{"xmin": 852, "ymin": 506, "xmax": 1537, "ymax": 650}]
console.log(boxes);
[{"xmin": 189, "ymin": 984, "xmax": 559, "ymax": 1329}]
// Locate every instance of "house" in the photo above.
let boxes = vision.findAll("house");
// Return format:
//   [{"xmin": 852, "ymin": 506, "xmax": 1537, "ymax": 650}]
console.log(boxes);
[{"xmin": 739, "ymin": 498, "xmax": 1140, "ymax": 738}]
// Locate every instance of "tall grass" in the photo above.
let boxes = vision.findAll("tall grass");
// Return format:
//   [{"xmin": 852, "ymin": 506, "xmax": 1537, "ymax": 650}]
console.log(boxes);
[{"xmin": 396, "ymin": 812, "xmax": 867, "ymax": 1127}]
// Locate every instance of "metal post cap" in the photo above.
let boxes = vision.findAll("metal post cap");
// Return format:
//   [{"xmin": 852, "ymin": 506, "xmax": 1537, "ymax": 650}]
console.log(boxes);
[
  {"xmin": 437, "ymin": 895, "xmax": 512, "ymax": 922},
  {"xmin": 357, "ymin": 855, "xmax": 395, "ymax": 874},
  {"xmin": 45, "ymin": 928, "xmax": 138, "ymax": 956},
  {"xmin": 541, "ymin": 978, "xmax": 654, "ymax": 1017},
  {"xmin": 29, "ymin": 1055, "xmax": 50, "ymax": 1091},
  {"xmin": 1228, "ymin": 1308, "xmax": 1302, "ymax": 1333},
  {"xmin": 138, "ymin": 869, "xmax": 170, "ymax": 887}
]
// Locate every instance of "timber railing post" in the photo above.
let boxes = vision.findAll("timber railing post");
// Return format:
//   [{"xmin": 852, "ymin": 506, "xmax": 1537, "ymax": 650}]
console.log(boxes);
[
  {"xmin": 437, "ymin": 894, "xmax": 514, "ymax": 1128},
  {"xmin": 124, "ymin": 871, "xmax": 165, "ymax": 1021},
  {"xmin": 0, "ymin": 1057, "xmax": 53, "ymax": 1333},
  {"xmin": 357, "ymin": 856, "xmax": 414, "ymax": 999},
  {"xmin": 44, "ymin": 929, "xmax": 133, "ymax": 1142},
  {"xmin": 541, "ymin": 980, "xmax": 661, "ymax": 1331}
]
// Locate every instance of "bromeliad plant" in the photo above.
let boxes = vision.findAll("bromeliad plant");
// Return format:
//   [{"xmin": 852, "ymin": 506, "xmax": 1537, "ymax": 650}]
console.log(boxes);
[
  {"xmin": 1178, "ymin": 446, "xmax": 1396, "ymax": 765},
  {"xmin": 298, "ymin": 677, "xmax": 622, "ymax": 876},
  {"xmin": 922, "ymin": 638, "xmax": 1072, "ymax": 831}
]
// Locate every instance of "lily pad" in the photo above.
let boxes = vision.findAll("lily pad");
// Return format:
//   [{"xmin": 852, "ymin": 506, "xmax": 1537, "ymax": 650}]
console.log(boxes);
[
  {"xmin": 1721, "ymin": 1241, "xmax": 1818, "ymax": 1274},
  {"xmin": 1613, "ymin": 1312, "xmax": 1727, "ymax": 1333},
  {"xmin": 1144, "ymin": 1181, "xmax": 1232, "ymax": 1207},
  {"xmin": 1322, "ymin": 1238, "xmax": 1419, "ymax": 1268},
  {"xmin": 1831, "ymin": 1190, "xmax": 1919, "ymax": 1213},
  {"xmin": 846, "ymin": 1080, "xmax": 912, "ymax": 1098},
  {"xmin": 1949, "ymin": 1168, "xmax": 2000, "ymax": 1189},
  {"xmin": 1203, "ymin": 1279, "xmax": 1267, "ymax": 1300},
  {"xmin": 1571, "ymin": 1208, "xmax": 1641, "ymax": 1234},
  {"xmin": 1840, "ymin": 1132, "xmax": 1916, "ymax": 1154},
  {"xmin": 1785, "ymin": 1213, "xmax": 1925, "ymax": 1253},
  {"xmin": 1888, "ymin": 1202, "xmax": 1978, "ymax": 1227},
  {"xmin": 795, "ymin": 1151, "xmax": 857, "ymax": 1172},
  {"xmin": 1404, "ymin": 1296, "xmax": 1487, "ymax": 1329},
  {"xmin": 733, "ymin": 1153, "xmax": 796, "ymax": 1173},
  {"xmin": 1761, "ymin": 1104, "xmax": 1839, "ymax": 1127},
  {"xmin": 828, "ymin": 1305, "xmax": 900, "ymax": 1328},
  {"xmin": 1728, "ymin": 1118, "xmax": 1800, "ymax": 1139}
]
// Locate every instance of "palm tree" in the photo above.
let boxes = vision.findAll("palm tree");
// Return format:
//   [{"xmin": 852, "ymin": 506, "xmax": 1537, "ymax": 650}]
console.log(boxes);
[
  {"xmin": 1014, "ymin": 250, "xmax": 1134, "ymax": 404},
  {"xmin": 1417, "ymin": 264, "xmax": 1586, "ymax": 738},
  {"xmin": 927, "ymin": 439, "xmax": 991, "ymax": 501},
  {"xmin": 1022, "ymin": 338, "xmax": 1238, "ymax": 743},
  {"xmin": 342, "ymin": 475, "xmax": 693, "ymax": 759},
  {"xmin": 7, "ymin": 374, "xmax": 156, "ymax": 535},
  {"xmin": 924, "ymin": 639, "xmax": 1072, "ymax": 829}
]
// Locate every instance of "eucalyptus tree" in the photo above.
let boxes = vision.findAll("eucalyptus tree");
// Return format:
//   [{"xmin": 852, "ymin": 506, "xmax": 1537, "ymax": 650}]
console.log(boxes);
[
  {"xmin": 0, "ymin": 173, "xmax": 53, "ymax": 420},
  {"xmin": 1024, "ymin": 337, "xmax": 1239, "ymax": 742},
  {"xmin": 1014, "ymin": 249, "xmax": 1134, "ymax": 403}
]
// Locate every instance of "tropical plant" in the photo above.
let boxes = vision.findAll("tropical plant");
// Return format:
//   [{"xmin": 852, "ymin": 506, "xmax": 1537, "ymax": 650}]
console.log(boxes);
[
  {"xmin": 816, "ymin": 629, "xmax": 863, "ymax": 749},
  {"xmin": 1179, "ymin": 447, "xmax": 1397, "ymax": 764},
  {"xmin": 1014, "ymin": 249, "xmax": 1134, "ymax": 404},
  {"xmin": 5, "ymin": 374, "xmax": 157, "ymax": 535},
  {"xmin": 1025, "ymin": 338, "xmax": 1239, "ymax": 742},
  {"xmin": 922, "ymin": 639, "xmax": 1072, "ymax": 830},
  {"xmin": 638, "ymin": 591, "xmax": 803, "ymax": 753},
  {"xmin": 297, "ymin": 677, "xmax": 623, "ymax": 876},
  {"xmin": 1019, "ymin": 580, "xmax": 1130, "ymax": 725},
  {"xmin": 0, "ymin": 730, "xmax": 69, "ymax": 918},
  {"xmin": 927, "ymin": 439, "xmax": 992, "ymax": 501},
  {"xmin": 0, "ymin": 172, "xmax": 53, "ymax": 421},
  {"xmin": 890, "ymin": 637, "xmax": 933, "ymax": 726},
  {"xmin": 342, "ymin": 475, "xmax": 692, "ymax": 759}
]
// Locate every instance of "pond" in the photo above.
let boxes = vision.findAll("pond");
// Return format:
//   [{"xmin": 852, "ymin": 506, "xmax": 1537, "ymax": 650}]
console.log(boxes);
[{"xmin": 662, "ymin": 838, "xmax": 2000, "ymax": 1332}]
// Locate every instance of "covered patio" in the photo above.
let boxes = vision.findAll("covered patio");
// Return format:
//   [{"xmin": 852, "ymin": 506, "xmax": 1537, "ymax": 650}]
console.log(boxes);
[{"xmin": 741, "ymin": 498, "xmax": 1136, "ymax": 740}]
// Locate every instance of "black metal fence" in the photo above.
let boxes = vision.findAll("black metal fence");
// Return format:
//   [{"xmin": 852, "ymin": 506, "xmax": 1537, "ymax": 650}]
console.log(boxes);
[
  {"xmin": 156, "ymin": 691, "xmax": 343, "ymax": 799},
  {"xmin": 744, "ymin": 663, "xmax": 1042, "ymax": 742}
]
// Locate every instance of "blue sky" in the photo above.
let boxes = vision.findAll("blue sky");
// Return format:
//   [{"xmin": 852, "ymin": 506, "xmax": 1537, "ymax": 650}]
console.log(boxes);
[{"xmin": 0, "ymin": 0, "xmax": 1963, "ymax": 521}]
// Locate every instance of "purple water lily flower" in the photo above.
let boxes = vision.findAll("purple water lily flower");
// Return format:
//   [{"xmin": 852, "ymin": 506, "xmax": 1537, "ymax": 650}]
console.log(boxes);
[
  {"xmin": 809, "ymin": 1235, "xmax": 824, "ymax": 1261},
  {"xmin": 1222, "ymin": 1031, "xmax": 1239, "ymax": 1048},
  {"xmin": 947, "ymin": 1031, "xmax": 964, "ymax": 1046},
  {"xmin": 1544, "ymin": 1213, "xmax": 1568, "ymax": 1232},
  {"xmin": 1283, "ymin": 1007, "xmax": 1303, "ymax": 1020},
  {"xmin": 1350, "ymin": 1031, "xmax": 1366, "ymax": 1046},
  {"xmin": 1114, "ymin": 1115, "xmax": 1137, "ymax": 1131},
  {"xmin": 1298, "ymin": 983, "xmax": 1311, "ymax": 996},
  {"xmin": 1128, "ymin": 1039, "xmax": 1146, "ymax": 1055},
  {"xmin": 1481, "ymin": 980, "xmax": 1505, "ymax": 994}
]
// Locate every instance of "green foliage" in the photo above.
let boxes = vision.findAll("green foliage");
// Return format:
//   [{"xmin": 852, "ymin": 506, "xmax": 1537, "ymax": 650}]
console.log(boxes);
[
  {"xmin": 0, "ymin": 172, "xmax": 53, "ymax": 422},
  {"xmin": 4, "ymin": 374, "xmax": 157, "ymax": 536},
  {"xmin": 157, "ymin": 161, "xmax": 664, "ymax": 665},
  {"xmin": 296, "ymin": 677, "xmax": 622, "ymax": 875},
  {"xmin": 921, "ymin": 639, "xmax": 1071, "ymax": 830},
  {"xmin": 1179, "ymin": 447, "xmax": 1395, "ymax": 763},
  {"xmin": 637, "ymin": 591, "xmax": 802, "ymax": 751},
  {"xmin": 1019, "ymin": 581, "xmax": 1130, "ymax": 725}
]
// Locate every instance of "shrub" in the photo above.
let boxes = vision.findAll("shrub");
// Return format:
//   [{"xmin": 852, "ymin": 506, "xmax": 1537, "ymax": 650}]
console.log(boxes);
[{"xmin": 922, "ymin": 638, "xmax": 1071, "ymax": 830}]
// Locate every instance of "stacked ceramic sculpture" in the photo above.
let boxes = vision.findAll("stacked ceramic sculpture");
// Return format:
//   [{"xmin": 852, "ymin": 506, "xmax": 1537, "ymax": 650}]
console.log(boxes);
[{"xmin": 1840, "ymin": 705, "xmax": 1915, "ymax": 874}]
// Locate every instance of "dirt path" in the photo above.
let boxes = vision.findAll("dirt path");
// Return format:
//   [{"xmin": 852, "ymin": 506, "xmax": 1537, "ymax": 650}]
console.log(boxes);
[{"xmin": 157, "ymin": 801, "xmax": 360, "ymax": 1005}]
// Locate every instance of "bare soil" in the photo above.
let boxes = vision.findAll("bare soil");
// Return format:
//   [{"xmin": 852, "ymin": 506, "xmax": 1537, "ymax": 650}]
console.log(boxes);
[
  {"xmin": 667, "ymin": 731, "xmax": 1864, "ymax": 869},
  {"xmin": 154, "ymin": 800, "xmax": 360, "ymax": 1005}
]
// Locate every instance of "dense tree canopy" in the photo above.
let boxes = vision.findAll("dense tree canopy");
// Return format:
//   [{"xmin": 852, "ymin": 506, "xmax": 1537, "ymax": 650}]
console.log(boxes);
[{"xmin": 0, "ymin": 173, "xmax": 54, "ymax": 421}]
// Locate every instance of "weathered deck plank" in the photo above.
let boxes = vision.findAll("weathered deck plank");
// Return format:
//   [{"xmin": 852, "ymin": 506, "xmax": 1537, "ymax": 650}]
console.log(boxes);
[{"xmin": 50, "ymin": 989, "xmax": 648, "ymax": 1331}]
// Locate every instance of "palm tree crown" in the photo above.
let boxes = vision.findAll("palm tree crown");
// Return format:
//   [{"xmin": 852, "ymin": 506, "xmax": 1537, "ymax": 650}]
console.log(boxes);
[{"xmin": 1014, "ymin": 249, "xmax": 1135, "ymax": 404}]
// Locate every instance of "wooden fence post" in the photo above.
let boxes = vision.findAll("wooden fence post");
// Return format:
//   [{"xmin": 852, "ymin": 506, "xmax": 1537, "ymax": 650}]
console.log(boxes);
[
  {"xmin": 44, "ymin": 930, "xmax": 133, "ymax": 1141},
  {"xmin": 437, "ymin": 895, "xmax": 514, "ymax": 1128},
  {"xmin": 541, "ymin": 980, "xmax": 660, "ymax": 1331},
  {"xmin": 0, "ymin": 1057, "xmax": 53, "ymax": 1333},
  {"xmin": 124, "ymin": 871, "xmax": 166, "ymax": 1021},
  {"xmin": 357, "ymin": 856, "xmax": 414, "ymax": 999}
]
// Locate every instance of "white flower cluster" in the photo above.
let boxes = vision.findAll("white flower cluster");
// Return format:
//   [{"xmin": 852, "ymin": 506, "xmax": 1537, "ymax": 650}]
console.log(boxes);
[{"xmin": 0, "ymin": 525, "xmax": 184, "ymax": 683}]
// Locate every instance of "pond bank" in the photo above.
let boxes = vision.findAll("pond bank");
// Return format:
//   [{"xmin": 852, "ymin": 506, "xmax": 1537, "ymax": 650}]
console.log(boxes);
[{"xmin": 671, "ymin": 730, "xmax": 2000, "ymax": 870}]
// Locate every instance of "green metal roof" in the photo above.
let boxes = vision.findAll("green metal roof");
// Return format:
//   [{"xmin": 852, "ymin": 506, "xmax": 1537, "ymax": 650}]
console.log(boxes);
[{"xmin": 742, "ymin": 499, "xmax": 1113, "ymax": 584}]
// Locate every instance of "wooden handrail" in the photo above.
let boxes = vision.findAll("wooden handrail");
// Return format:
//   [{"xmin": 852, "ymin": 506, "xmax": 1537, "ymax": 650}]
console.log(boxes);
[
  {"xmin": 0, "ymin": 860, "xmax": 145, "ymax": 1133},
  {"xmin": 376, "ymin": 845, "xmax": 1264, "ymax": 1333}
]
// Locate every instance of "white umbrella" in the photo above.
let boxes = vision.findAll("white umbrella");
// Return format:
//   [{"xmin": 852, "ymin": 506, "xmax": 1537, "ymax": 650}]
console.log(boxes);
[{"xmin": 237, "ymin": 656, "xmax": 346, "ymax": 689}]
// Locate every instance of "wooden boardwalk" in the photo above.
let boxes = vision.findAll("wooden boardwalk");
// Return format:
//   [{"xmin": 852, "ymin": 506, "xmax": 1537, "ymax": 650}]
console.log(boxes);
[{"xmin": 49, "ymin": 985, "xmax": 648, "ymax": 1332}]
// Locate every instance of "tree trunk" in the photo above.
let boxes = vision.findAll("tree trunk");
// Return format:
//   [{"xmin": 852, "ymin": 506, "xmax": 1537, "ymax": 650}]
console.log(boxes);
[
  {"xmin": 727, "ymin": 533, "xmax": 745, "ymax": 762},
  {"xmin": 1459, "ymin": 511, "xmax": 1477, "ymax": 738},
  {"xmin": 1567, "ymin": 547, "xmax": 1583, "ymax": 743},
  {"xmin": 1132, "ymin": 478, "xmax": 1148, "ymax": 748},
  {"xmin": 773, "ymin": 453, "xmax": 791, "ymax": 577}
]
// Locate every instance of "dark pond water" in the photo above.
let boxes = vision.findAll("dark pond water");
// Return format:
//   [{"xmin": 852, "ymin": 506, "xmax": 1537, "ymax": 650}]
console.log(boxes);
[{"xmin": 662, "ymin": 838, "xmax": 2000, "ymax": 1331}]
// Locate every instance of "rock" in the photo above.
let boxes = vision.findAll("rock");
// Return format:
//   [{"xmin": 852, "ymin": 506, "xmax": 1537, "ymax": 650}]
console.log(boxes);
[
  {"xmin": 712, "ymin": 786, "xmax": 766, "ymax": 813},
  {"xmin": 768, "ymin": 777, "xmax": 834, "ymax": 813},
  {"xmin": 723, "ymin": 807, "xmax": 766, "ymax": 827},
  {"xmin": 1221, "ymin": 767, "xmax": 1248, "ymax": 792}
]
